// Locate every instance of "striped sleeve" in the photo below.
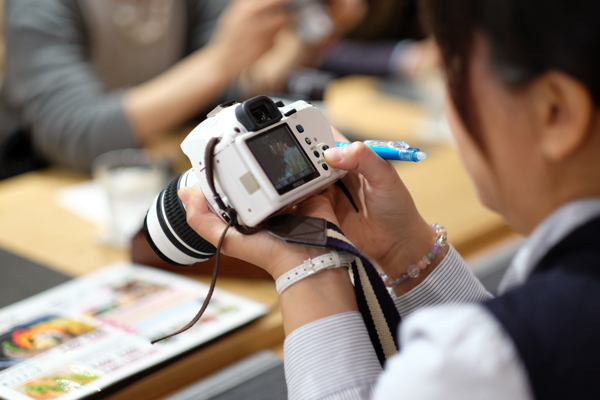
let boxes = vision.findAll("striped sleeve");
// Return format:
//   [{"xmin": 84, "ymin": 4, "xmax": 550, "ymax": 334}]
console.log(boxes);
[
  {"xmin": 394, "ymin": 245, "xmax": 492, "ymax": 318},
  {"xmin": 284, "ymin": 312, "xmax": 381, "ymax": 400},
  {"xmin": 283, "ymin": 246, "xmax": 491, "ymax": 400}
]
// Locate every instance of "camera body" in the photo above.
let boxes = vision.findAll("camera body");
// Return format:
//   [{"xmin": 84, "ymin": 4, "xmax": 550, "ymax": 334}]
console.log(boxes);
[
  {"xmin": 144, "ymin": 96, "xmax": 345, "ymax": 266},
  {"xmin": 184, "ymin": 96, "xmax": 344, "ymax": 227}
]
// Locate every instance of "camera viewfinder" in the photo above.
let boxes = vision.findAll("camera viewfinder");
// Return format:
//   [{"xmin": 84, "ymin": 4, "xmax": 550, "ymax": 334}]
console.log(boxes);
[{"xmin": 235, "ymin": 95, "xmax": 283, "ymax": 131}]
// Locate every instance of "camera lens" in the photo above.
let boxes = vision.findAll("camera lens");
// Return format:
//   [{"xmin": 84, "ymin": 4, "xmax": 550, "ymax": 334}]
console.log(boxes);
[{"xmin": 144, "ymin": 169, "xmax": 216, "ymax": 266}]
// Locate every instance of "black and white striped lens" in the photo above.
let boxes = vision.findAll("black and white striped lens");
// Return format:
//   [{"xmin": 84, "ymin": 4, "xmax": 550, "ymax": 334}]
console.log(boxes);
[{"xmin": 144, "ymin": 171, "xmax": 216, "ymax": 266}]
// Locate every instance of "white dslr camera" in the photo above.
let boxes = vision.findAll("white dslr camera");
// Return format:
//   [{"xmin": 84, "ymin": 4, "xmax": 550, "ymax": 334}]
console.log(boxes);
[{"xmin": 144, "ymin": 96, "xmax": 346, "ymax": 266}]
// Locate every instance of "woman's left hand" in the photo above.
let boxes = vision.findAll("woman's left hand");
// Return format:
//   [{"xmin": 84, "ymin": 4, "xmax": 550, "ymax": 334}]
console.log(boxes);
[
  {"xmin": 179, "ymin": 177, "xmax": 360, "ymax": 337},
  {"xmin": 178, "ymin": 187, "xmax": 338, "ymax": 280}
]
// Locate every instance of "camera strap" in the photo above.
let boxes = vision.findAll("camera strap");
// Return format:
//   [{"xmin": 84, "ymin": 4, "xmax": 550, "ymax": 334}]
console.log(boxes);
[
  {"xmin": 152, "ymin": 137, "xmax": 244, "ymax": 344},
  {"xmin": 204, "ymin": 137, "xmax": 263, "ymax": 236},
  {"xmin": 267, "ymin": 215, "xmax": 401, "ymax": 366},
  {"xmin": 152, "ymin": 138, "xmax": 375, "ymax": 346}
]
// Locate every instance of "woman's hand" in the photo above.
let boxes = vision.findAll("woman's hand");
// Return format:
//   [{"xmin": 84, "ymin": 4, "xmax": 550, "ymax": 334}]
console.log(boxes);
[
  {"xmin": 324, "ymin": 142, "xmax": 436, "ymax": 272},
  {"xmin": 178, "ymin": 187, "xmax": 336, "ymax": 280},
  {"xmin": 327, "ymin": 0, "xmax": 368, "ymax": 38},
  {"xmin": 207, "ymin": 0, "xmax": 293, "ymax": 80},
  {"xmin": 179, "ymin": 178, "xmax": 359, "ymax": 336},
  {"xmin": 126, "ymin": 0, "xmax": 292, "ymax": 142}
]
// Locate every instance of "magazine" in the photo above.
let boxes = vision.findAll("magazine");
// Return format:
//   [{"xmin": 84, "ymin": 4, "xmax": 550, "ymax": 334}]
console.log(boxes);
[{"xmin": 0, "ymin": 263, "xmax": 269, "ymax": 400}]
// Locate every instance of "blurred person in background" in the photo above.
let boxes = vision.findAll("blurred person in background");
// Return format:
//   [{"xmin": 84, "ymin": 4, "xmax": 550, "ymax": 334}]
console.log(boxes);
[
  {"xmin": 316, "ymin": 0, "xmax": 433, "ymax": 78},
  {"xmin": 278, "ymin": 0, "xmax": 439, "ymax": 108},
  {"xmin": 0, "ymin": 0, "xmax": 365, "ymax": 179}
]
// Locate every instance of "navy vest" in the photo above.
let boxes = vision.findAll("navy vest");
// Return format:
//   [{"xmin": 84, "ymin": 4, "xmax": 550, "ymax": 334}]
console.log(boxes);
[{"xmin": 484, "ymin": 216, "xmax": 600, "ymax": 400}]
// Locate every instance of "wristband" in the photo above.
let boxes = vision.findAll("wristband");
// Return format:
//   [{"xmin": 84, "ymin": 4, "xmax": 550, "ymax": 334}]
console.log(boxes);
[{"xmin": 276, "ymin": 250, "xmax": 354, "ymax": 294}]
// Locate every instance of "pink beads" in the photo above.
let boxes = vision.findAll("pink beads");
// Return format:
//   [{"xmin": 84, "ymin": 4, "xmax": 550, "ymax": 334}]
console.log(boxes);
[{"xmin": 417, "ymin": 259, "xmax": 427, "ymax": 270}]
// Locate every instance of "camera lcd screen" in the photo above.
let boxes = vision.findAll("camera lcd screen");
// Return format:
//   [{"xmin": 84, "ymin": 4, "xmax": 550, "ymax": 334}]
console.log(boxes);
[{"xmin": 246, "ymin": 124, "xmax": 320, "ymax": 195}]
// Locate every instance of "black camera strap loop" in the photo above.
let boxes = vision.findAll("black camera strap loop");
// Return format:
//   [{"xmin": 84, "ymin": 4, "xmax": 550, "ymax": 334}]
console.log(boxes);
[
  {"xmin": 204, "ymin": 137, "xmax": 237, "ymax": 225},
  {"xmin": 204, "ymin": 137, "xmax": 262, "ymax": 236},
  {"xmin": 335, "ymin": 180, "xmax": 359, "ymax": 213}
]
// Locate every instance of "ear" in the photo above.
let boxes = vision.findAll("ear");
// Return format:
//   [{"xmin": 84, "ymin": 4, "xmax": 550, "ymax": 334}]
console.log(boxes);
[{"xmin": 531, "ymin": 71, "xmax": 594, "ymax": 161}]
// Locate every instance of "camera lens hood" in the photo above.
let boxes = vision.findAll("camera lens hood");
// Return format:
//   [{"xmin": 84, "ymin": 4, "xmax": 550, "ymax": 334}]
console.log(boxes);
[{"xmin": 144, "ymin": 172, "xmax": 216, "ymax": 266}]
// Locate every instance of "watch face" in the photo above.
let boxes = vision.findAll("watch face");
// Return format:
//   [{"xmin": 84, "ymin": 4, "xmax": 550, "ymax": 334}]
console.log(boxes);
[{"xmin": 246, "ymin": 123, "xmax": 319, "ymax": 195}]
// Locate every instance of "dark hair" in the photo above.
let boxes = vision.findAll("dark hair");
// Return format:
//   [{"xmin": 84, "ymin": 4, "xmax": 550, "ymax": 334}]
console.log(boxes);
[{"xmin": 420, "ymin": 0, "xmax": 600, "ymax": 135}]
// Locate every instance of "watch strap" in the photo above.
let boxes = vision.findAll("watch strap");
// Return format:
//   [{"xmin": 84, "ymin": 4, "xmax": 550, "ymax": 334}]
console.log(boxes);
[{"xmin": 276, "ymin": 250, "xmax": 354, "ymax": 294}]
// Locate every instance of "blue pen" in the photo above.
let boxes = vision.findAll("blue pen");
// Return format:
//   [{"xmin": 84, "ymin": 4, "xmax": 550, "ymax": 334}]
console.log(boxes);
[{"xmin": 335, "ymin": 140, "xmax": 427, "ymax": 162}]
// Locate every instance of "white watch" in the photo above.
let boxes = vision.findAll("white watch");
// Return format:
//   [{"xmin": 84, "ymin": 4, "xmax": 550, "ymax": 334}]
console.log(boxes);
[{"xmin": 276, "ymin": 250, "xmax": 354, "ymax": 294}]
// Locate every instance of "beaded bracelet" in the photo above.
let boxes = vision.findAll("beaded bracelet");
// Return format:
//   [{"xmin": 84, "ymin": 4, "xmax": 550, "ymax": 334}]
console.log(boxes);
[{"xmin": 380, "ymin": 223, "xmax": 448, "ymax": 287}]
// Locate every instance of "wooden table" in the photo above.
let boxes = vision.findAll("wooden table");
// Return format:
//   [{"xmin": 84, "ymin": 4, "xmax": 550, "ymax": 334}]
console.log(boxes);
[
  {"xmin": 0, "ymin": 75, "xmax": 519, "ymax": 399},
  {"xmin": 0, "ymin": 168, "xmax": 284, "ymax": 400}
]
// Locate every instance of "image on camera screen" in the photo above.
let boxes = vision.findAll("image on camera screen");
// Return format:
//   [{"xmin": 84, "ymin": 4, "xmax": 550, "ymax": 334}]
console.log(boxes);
[{"xmin": 246, "ymin": 124, "xmax": 319, "ymax": 195}]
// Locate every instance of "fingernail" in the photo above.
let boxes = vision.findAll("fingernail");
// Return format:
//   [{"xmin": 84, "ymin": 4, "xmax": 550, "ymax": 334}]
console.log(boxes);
[
  {"xmin": 324, "ymin": 147, "xmax": 342, "ymax": 163},
  {"xmin": 178, "ymin": 189, "xmax": 190, "ymax": 205}
]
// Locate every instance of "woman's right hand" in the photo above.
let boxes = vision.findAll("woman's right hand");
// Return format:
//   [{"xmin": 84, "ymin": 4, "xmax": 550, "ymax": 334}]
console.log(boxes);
[{"xmin": 323, "ymin": 142, "xmax": 438, "ymax": 273}]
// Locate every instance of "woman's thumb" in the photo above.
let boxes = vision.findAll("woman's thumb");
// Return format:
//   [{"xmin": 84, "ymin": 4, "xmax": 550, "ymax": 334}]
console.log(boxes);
[{"xmin": 324, "ymin": 142, "xmax": 398, "ymax": 188}]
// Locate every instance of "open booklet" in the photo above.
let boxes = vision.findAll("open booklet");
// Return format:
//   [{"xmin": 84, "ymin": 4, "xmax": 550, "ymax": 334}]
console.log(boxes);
[{"xmin": 0, "ymin": 263, "xmax": 269, "ymax": 400}]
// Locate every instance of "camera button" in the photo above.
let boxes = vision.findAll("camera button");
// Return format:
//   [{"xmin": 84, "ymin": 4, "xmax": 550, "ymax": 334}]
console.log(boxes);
[
  {"xmin": 296, "ymin": 125, "xmax": 305, "ymax": 133},
  {"xmin": 322, "ymin": 145, "xmax": 329, "ymax": 151},
  {"xmin": 313, "ymin": 150, "xmax": 320, "ymax": 158},
  {"xmin": 305, "ymin": 137, "xmax": 312, "ymax": 145},
  {"xmin": 322, "ymin": 164, "xmax": 329, "ymax": 171}
]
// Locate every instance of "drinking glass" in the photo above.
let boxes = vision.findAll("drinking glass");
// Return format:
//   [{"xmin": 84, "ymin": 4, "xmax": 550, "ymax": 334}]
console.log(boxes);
[{"xmin": 92, "ymin": 149, "xmax": 169, "ymax": 248}]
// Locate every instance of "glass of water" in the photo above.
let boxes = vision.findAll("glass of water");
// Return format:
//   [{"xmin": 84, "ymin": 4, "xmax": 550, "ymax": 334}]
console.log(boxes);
[{"xmin": 92, "ymin": 148, "xmax": 169, "ymax": 249}]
